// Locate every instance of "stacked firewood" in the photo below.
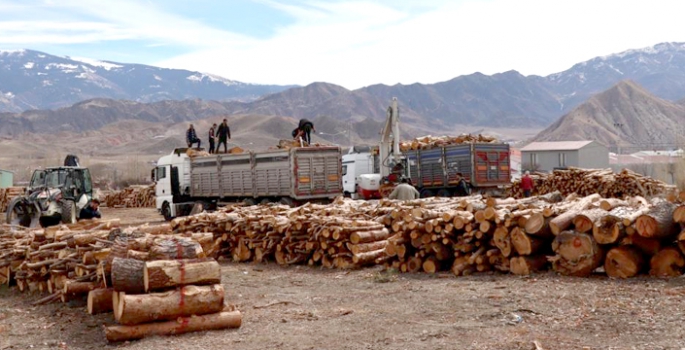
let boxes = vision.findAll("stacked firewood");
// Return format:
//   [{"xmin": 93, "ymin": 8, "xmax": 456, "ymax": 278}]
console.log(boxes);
[
  {"xmin": 400, "ymin": 134, "xmax": 499, "ymax": 151},
  {"xmin": 170, "ymin": 200, "xmax": 393, "ymax": 269},
  {"xmin": 0, "ymin": 187, "xmax": 24, "ymax": 213},
  {"xmin": 509, "ymin": 168, "xmax": 674, "ymax": 198},
  {"xmin": 102, "ymin": 185, "xmax": 155, "ymax": 208}
]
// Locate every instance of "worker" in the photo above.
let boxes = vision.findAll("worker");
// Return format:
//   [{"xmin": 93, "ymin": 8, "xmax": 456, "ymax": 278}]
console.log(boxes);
[
  {"xmin": 521, "ymin": 171, "xmax": 534, "ymax": 198},
  {"xmin": 79, "ymin": 199, "xmax": 102, "ymax": 220},
  {"xmin": 388, "ymin": 177, "xmax": 420, "ymax": 201},
  {"xmin": 186, "ymin": 124, "xmax": 201, "ymax": 148},
  {"xmin": 298, "ymin": 119, "xmax": 315, "ymax": 145},
  {"xmin": 208, "ymin": 123, "xmax": 217, "ymax": 154},
  {"xmin": 217, "ymin": 118, "xmax": 231, "ymax": 153},
  {"xmin": 454, "ymin": 173, "xmax": 471, "ymax": 197}
]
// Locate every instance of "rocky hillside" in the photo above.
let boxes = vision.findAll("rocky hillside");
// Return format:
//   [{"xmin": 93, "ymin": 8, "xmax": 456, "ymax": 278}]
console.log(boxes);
[
  {"xmin": 0, "ymin": 49, "xmax": 291, "ymax": 112},
  {"xmin": 532, "ymin": 80, "xmax": 685, "ymax": 148}
]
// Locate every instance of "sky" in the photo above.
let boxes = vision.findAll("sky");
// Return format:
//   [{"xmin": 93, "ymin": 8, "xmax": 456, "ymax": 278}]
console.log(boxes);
[{"xmin": 1, "ymin": 0, "xmax": 684, "ymax": 89}]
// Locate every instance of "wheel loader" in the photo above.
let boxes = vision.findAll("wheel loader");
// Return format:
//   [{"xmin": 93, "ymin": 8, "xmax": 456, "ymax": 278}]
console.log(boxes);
[{"xmin": 6, "ymin": 155, "xmax": 93, "ymax": 228}]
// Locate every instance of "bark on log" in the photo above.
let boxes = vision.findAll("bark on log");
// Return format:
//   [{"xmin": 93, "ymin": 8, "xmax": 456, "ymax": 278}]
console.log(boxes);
[
  {"xmin": 551, "ymin": 231, "xmax": 603, "ymax": 277},
  {"xmin": 350, "ymin": 228, "xmax": 389, "ymax": 244},
  {"xmin": 510, "ymin": 255, "xmax": 548, "ymax": 275},
  {"xmin": 105, "ymin": 310, "xmax": 242, "ymax": 342},
  {"xmin": 649, "ymin": 247, "xmax": 685, "ymax": 277},
  {"xmin": 604, "ymin": 246, "xmax": 645, "ymax": 279},
  {"xmin": 511, "ymin": 227, "xmax": 545, "ymax": 256},
  {"xmin": 63, "ymin": 280, "xmax": 98, "ymax": 295},
  {"xmin": 144, "ymin": 259, "xmax": 221, "ymax": 292},
  {"xmin": 111, "ymin": 258, "xmax": 145, "ymax": 294},
  {"xmin": 148, "ymin": 238, "xmax": 205, "ymax": 260},
  {"xmin": 635, "ymin": 200, "xmax": 678, "ymax": 239},
  {"xmin": 352, "ymin": 249, "xmax": 386, "ymax": 266},
  {"xmin": 88, "ymin": 288, "xmax": 114, "ymax": 314},
  {"xmin": 572, "ymin": 209, "xmax": 606, "ymax": 234},
  {"xmin": 117, "ymin": 284, "xmax": 225, "ymax": 325}
]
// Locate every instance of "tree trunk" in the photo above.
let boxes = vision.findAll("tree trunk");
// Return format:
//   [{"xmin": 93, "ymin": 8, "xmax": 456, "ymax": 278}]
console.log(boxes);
[
  {"xmin": 88, "ymin": 288, "xmax": 114, "ymax": 314},
  {"xmin": 349, "ymin": 229, "xmax": 389, "ymax": 244},
  {"xmin": 572, "ymin": 209, "xmax": 606, "ymax": 234},
  {"xmin": 347, "ymin": 241, "xmax": 388, "ymax": 255},
  {"xmin": 111, "ymin": 258, "xmax": 145, "ymax": 294},
  {"xmin": 604, "ymin": 246, "xmax": 645, "ymax": 279},
  {"xmin": 148, "ymin": 238, "xmax": 205, "ymax": 260},
  {"xmin": 144, "ymin": 259, "xmax": 221, "ymax": 292},
  {"xmin": 352, "ymin": 249, "xmax": 386, "ymax": 266},
  {"xmin": 549, "ymin": 194, "xmax": 601, "ymax": 234},
  {"xmin": 116, "ymin": 284, "xmax": 225, "ymax": 325},
  {"xmin": 524, "ymin": 213, "xmax": 552, "ymax": 237},
  {"xmin": 63, "ymin": 280, "xmax": 99, "ymax": 296},
  {"xmin": 493, "ymin": 226, "xmax": 511, "ymax": 257},
  {"xmin": 635, "ymin": 200, "xmax": 678, "ymax": 239},
  {"xmin": 649, "ymin": 247, "xmax": 685, "ymax": 277},
  {"xmin": 510, "ymin": 255, "xmax": 548, "ymax": 275},
  {"xmin": 592, "ymin": 215, "xmax": 625, "ymax": 245},
  {"xmin": 105, "ymin": 310, "xmax": 242, "ymax": 342},
  {"xmin": 511, "ymin": 227, "xmax": 545, "ymax": 256},
  {"xmin": 550, "ymin": 231, "xmax": 603, "ymax": 277}
]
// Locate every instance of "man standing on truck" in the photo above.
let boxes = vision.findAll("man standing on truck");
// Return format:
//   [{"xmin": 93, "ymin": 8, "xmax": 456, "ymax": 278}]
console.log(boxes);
[
  {"xmin": 208, "ymin": 123, "xmax": 217, "ymax": 154},
  {"xmin": 298, "ymin": 119, "xmax": 315, "ymax": 145},
  {"xmin": 521, "ymin": 171, "xmax": 534, "ymax": 197},
  {"xmin": 217, "ymin": 118, "xmax": 231, "ymax": 153},
  {"xmin": 388, "ymin": 177, "xmax": 420, "ymax": 201},
  {"xmin": 186, "ymin": 124, "xmax": 201, "ymax": 148}
]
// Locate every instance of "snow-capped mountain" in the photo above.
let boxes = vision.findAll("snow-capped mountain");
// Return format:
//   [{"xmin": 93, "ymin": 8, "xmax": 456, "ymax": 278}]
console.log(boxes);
[
  {"xmin": 547, "ymin": 42, "xmax": 685, "ymax": 110},
  {"xmin": 0, "ymin": 49, "xmax": 292, "ymax": 112}
]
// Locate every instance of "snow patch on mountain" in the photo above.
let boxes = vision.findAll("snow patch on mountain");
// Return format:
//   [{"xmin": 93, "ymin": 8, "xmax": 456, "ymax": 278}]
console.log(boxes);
[
  {"xmin": 23, "ymin": 62, "xmax": 34, "ymax": 69},
  {"xmin": 45, "ymin": 63, "xmax": 79, "ymax": 73},
  {"xmin": 69, "ymin": 56, "xmax": 123, "ymax": 71}
]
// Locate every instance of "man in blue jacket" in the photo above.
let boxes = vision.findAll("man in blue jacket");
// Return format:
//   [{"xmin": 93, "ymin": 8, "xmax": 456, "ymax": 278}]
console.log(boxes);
[
  {"xmin": 186, "ymin": 124, "xmax": 201, "ymax": 148},
  {"xmin": 79, "ymin": 199, "xmax": 102, "ymax": 220}
]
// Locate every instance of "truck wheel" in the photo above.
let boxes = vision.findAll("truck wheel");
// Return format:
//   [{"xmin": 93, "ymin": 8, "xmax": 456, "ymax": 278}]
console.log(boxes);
[
  {"xmin": 244, "ymin": 198, "xmax": 257, "ymax": 206},
  {"xmin": 436, "ymin": 189, "xmax": 452, "ymax": 197},
  {"xmin": 162, "ymin": 202, "xmax": 173, "ymax": 222},
  {"xmin": 6, "ymin": 198, "xmax": 36, "ymax": 227},
  {"xmin": 259, "ymin": 198, "xmax": 271, "ymax": 205},
  {"xmin": 279, "ymin": 197, "xmax": 295, "ymax": 207},
  {"xmin": 419, "ymin": 189, "xmax": 434, "ymax": 198},
  {"xmin": 60, "ymin": 200, "xmax": 77, "ymax": 224}
]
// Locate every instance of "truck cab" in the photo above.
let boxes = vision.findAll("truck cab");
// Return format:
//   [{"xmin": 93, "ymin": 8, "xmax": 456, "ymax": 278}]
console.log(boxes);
[
  {"xmin": 153, "ymin": 148, "xmax": 194, "ymax": 220},
  {"xmin": 341, "ymin": 146, "xmax": 377, "ymax": 198}
]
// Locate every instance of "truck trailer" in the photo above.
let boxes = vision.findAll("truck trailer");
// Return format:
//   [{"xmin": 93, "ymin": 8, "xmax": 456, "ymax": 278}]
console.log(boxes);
[{"xmin": 154, "ymin": 147, "xmax": 343, "ymax": 220}]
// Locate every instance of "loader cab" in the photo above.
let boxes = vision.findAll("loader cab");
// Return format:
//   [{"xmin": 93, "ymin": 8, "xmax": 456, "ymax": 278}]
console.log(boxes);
[{"xmin": 29, "ymin": 167, "xmax": 93, "ymax": 200}]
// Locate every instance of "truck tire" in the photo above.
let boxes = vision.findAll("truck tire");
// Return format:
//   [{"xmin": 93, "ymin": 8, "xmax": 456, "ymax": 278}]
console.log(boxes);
[
  {"xmin": 419, "ymin": 189, "xmax": 434, "ymax": 198},
  {"xmin": 279, "ymin": 197, "xmax": 294, "ymax": 207},
  {"xmin": 436, "ymin": 189, "xmax": 452, "ymax": 197},
  {"xmin": 259, "ymin": 198, "xmax": 271, "ymax": 205},
  {"xmin": 162, "ymin": 202, "xmax": 173, "ymax": 222},
  {"xmin": 244, "ymin": 198, "xmax": 257, "ymax": 206},
  {"xmin": 60, "ymin": 200, "xmax": 77, "ymax": 224},
  {"xmin": 6, "ymin": 198, "xmax": 35, "ymax": 227}
]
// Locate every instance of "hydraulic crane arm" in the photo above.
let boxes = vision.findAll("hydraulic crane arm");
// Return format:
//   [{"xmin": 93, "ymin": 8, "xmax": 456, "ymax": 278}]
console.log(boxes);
[{"xmin": 379, "ymin": 97, "xmax": 402, "ymax": 178}]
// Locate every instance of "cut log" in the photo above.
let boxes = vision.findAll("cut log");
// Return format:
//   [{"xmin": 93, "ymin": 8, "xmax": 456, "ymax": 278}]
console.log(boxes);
[
  {"xmin": 572, "ymin": 209, "xmax": 606, "ymax": 234},
  {"xmin": 635, "ymin": 200, "xmax": 678, "ymax": 239},
  {"xmin": 148, "ymin": 238, "xmax": 205, "ymax": 260},
  {"xmin": 649, "ymin": 247, "xmax": 685, "ymax": 277},
  {"xmin": 347, "ymin": 241, "xmax": 388, "ymax": 255},
  {"xmin": 604, "ymin": 246, "xmax": 645, "ymax": 279},
  {"xmin": 352, "ymin": 249, "xmax": 386, "ymax": 266},
  {"xmin": 493, "ymin": 226, "xmax": 511, "ymax": 257},
  {"xmin": 144, "ymin": 259, "xmax": 221, "ymax": 292},
  {"xmin": 350, "ymin": 228, "xmax": 389, "ymax": 244},
  {"xmin": 111, "ymin": 258, "xmax": 145, "ymax": 294},
  {"xmin": 510, "ymin": 255, "xmax": 548, "ymax": 275},
  {"xmin": 592, "ymin": 215, "xmax": 625, "ymax": 245},
  {"xmin": 511, "ymin": 227, "xmax": 545, "ymax": 256},
  {"xmin": 549, "ymin": 194, "xmax": 601, "ymax": 234},
  {"xmin": 599, "ymin": 198, "xmax": 629, "ymax": 211},
  {"xmin": 524, "ymin": 213, "xmax": 552, "ymax": 237},
  {"xmin": 621, "ymin": 235, "xmax": 661, "ymax": 256},
  {"xmin": 550, "ymin": 231, "xmax": 603, "ymax": 277},
  {"xmin": 87, "ymin": 288, "xmax": 114, "ymax": 314},
  {"xmin": 63, "ymin": 280, "xmax": 98, "ymax": 296},
  {"xmin": 117, "ymin": 284, "xmax": 225, "ymax": 325},
  {"xmin": 678, "ymin": 229, "xmax": 685, "ymax": 256},
  {"xmin": 673, "ymin": 205, "xmax": 685, "ymax": 224},
  {"xmin": 105, "ymin": 310, "xmax": 242, "ymax": 342}
]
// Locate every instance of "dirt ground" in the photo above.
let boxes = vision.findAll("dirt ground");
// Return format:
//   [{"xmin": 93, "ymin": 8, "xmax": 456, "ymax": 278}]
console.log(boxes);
[{"xmin": 2, "ymin": 209, "xmax": 685, "ymax": 350}]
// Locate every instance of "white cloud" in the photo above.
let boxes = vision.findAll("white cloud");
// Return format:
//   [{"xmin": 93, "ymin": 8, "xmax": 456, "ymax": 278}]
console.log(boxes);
[{"xmin": 1, "ymin": 0, "xmax": 685, "ymax": 89}]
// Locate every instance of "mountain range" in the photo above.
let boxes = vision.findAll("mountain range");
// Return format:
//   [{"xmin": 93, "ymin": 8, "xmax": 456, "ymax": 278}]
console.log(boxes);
[{"xmin": 2, "ymin": 42, "xmax": 685, "ymax": 145}]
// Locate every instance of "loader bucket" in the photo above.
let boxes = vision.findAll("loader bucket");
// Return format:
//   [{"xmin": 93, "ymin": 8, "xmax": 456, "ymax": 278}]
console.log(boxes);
[{"xmin": 6, "ymin": 198, "xmax": 41, "ymax": 228}]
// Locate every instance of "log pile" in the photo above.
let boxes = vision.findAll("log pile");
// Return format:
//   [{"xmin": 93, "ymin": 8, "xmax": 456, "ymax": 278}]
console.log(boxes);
[
  {"xmin": 400, "ymin": 134, "xmax": 498, "ymax": 152},
  {"xmin": 508, "ymin": 168, "xmax": 675, "ymax": 199},
  {"xmin": 0, "ymin": 187, "xmax": 24, "ymax": 213},
  {"xmin": 102, "ymin": 185, "xmax": 155, "ymax": 208}
]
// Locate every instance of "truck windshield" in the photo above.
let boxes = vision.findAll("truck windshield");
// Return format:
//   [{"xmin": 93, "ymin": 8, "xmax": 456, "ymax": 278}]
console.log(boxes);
[{"xmin": 44, "ymin": 170, "xmax": 68, "ymax": 188}]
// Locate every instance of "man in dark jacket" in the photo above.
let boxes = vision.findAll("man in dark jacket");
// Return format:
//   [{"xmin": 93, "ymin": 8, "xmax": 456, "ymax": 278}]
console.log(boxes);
[
  {"xmin": 186, "ymin": 124, "xmax": 201, "ymax": 148},
  {"xmin": 79, "ymin": 199, "xmax": 101, "ymax": 220},
  {"xmin": 208, "ymin": 123, "xmax": 217, "ymax": 154},
  {"xmin": 217, "ymin": 119, "xmax": 231, "ymax": 153},
  {"xmin": 454, "ymin": 173, "xmax": 471, "ymax": 197},
  {"xmin": 298, "ymin": 119, "xmax": 315, "ymax": 145}
]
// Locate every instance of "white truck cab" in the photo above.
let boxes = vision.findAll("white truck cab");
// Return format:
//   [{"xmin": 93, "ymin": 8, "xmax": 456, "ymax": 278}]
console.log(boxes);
[
  {"xmin": 341, "ymin": 146, "xmax": 376, "ymax": 199},
  {"xmin": 152, "ymin": 148, "xmax": 193, "ymax": 220}
]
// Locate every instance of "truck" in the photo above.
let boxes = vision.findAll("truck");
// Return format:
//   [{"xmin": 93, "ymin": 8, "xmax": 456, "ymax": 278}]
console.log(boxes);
[
  {"xmin": 341, "ymin": 146, "xmax": 378, "ymax": 198},
  {"xmin": 355, "ymin": 98, "xmax": 511, "ymax": 198},
  {"xmin": 153, "ymin": 146, "xmax": 343, "ymax": 220}
]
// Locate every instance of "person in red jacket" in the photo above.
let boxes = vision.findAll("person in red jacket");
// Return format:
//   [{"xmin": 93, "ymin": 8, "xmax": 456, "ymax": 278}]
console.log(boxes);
[{"xmin": 521, "ymin": 171, "xmax": 534, "ymax": 197}]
